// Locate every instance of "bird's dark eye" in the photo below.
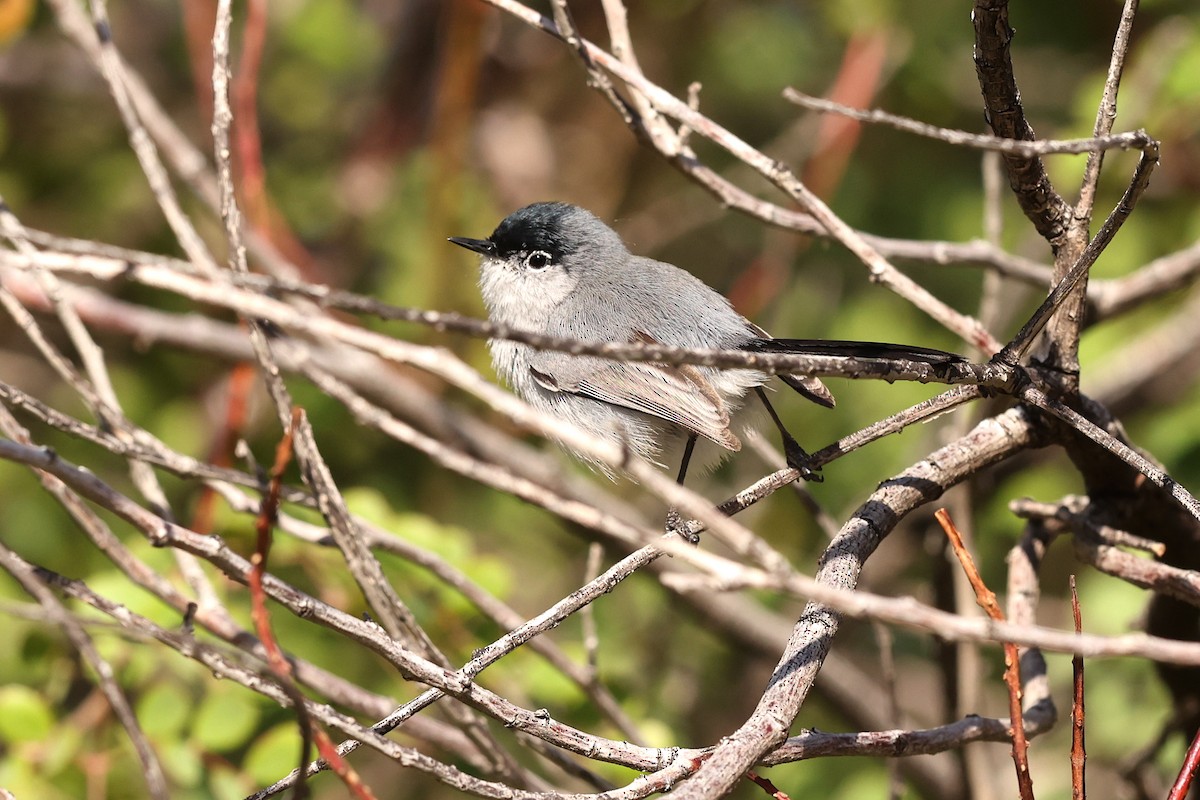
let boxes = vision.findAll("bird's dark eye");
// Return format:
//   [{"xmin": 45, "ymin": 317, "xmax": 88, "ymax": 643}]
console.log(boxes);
[{"xmin": 524, "ymin": 250, "xmax": 552, "ymax": 270}]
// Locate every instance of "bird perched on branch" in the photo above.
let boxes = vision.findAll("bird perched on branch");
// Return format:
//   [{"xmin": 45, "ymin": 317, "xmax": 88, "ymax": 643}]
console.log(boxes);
[{"xmin": 451, "ymin": 202, "xmax": 963, "ymax": 485}]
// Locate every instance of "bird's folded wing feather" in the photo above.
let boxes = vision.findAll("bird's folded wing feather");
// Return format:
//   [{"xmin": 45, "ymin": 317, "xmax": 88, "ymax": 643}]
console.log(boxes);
[{"xmin": 528, "ymin": 352, "xmax": 741, "ymax": 451}]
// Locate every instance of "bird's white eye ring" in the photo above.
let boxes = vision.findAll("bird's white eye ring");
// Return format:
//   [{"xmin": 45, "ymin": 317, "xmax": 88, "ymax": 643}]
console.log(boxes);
[{"xmin": 524, "ymin": 250, "xmax": 552, "ymax": 270}]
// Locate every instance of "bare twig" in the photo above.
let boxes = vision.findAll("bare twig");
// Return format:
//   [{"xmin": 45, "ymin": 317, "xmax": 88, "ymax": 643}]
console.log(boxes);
[
  {"xmin": 784, "ymin": 90, "xmax": 1153, "ymax": 158},
  {"xmin": 1073, "ymin": 537, "xmax": 1200, "ymax": 607},
  {"xmin": 216, "ymin": 19, "xmax": 536, "ymax": 780},
  {"xmin": 763, "ymin": 709, "xmax": 1056, "ymax": 764},
  {"xmin": 76, "ymin": 0, "xmax": 220, "ymax": 275},
  {"xmin": 1168, "ymin": 728, "xmax": 1200, "ymax": 800},
  {"xmin": 872, "ymin": 621, "xmax": 905, "ymax": 800},
  {"xmin": 935, "ymin": 508, "xmax": 1034, "ymax": 800},
  {"xmin": 247, "ymin": 410, "xmax": 314, "ymax": 800},
  {"xmin": 216, "ymin": 474, "xmax": 648, "ymax": 743},
  {"xmin": 745, "ymin": 771, "xmax": 790, "ymax": 799},
  {"xmin": 678, "ymin": 385, "xmax": 982, "ymax": 540},
  {"xmin": 48, "ymin": 0, "xmax": 303, "ymax": 280},
  {"xmin": 1091, "ymin": 239, "xmax": 1200, "ymax": 319},
  {"xmin": 582, "ymin": 542, "xmax": 604, "ymax": 681},
  {"xmin": 1070, "ymin": 576, "xmax": 1086, "ymax": 800},
  {"xmin": 1009, "ymin": 496, "xmax": 1166, "ymax": 556},
  {"xmin": 1005, "ymin": 521, "xmax": 1055, "ymax": 763},
  {"xmin": 1075, "ymin": 0, "xmax": 1140, "ymax": 224},
  {"xmin": 2, "ymin": 196, "xmax": 229, "ymax": 645}
]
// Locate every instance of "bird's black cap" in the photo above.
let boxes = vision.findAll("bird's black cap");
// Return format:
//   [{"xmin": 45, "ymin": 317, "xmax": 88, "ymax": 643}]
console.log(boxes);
[{"xmin": 449, "ymin": 202, "xmax": 581, "ymax": 261}]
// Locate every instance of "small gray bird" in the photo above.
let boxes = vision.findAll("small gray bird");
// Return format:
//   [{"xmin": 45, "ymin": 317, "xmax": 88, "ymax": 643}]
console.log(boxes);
[{"xmin": 450, "ymin": 202, "xmax": 961, "ymax": 484}]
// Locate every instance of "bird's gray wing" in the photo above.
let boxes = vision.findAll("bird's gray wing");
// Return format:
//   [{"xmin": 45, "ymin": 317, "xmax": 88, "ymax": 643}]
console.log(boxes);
[{"xmin": 528, "ymin": 337, "xmax": 741, "ymax": 451}]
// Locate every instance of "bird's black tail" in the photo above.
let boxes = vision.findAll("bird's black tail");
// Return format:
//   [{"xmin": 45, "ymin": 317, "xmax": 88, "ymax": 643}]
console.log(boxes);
[
  {"xmin": 742, "ymin": 338, "xmax": 967, "ymax": 409},
  {"xmin": 744, "ymin": 338, "xmax": 967, "ymax": 365}
]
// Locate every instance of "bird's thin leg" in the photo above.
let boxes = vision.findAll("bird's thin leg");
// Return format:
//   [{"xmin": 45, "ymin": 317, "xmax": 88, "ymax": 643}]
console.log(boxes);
[
  {"xmin": 675, "ymin": 434, "xmax": 698, "ymax": 484},
  {"xmin": 755, "ymin": 387, "xmax": 823, "ymax": 482},
  {"xmin": 666, "ymin": 434, "xmax": 699, "ymax": 543}
]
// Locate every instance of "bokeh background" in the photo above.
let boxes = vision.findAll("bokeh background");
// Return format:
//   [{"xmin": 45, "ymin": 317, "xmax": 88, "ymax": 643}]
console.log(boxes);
[{"xmin": 1, "ymin": 0, "xmax": 1200, "ymax": 797}]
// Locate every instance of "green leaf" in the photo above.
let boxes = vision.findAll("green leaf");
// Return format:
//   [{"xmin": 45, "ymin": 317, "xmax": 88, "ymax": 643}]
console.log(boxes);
[
  {"xmin": 192, "ymin": 687, "xmax": 261, "ymax": 752},
  {"xmin": 0, "ymin": 755, "xmax": 77, "ymax": 800},
  {"xmin": 137, "ymin": 681, "xmax": 192, "ymax": 739},
  {"xmin": 0, "ymin": 684, "xmax": 54, "ymax": 743},
  {"xmin": 244, "ymin": 723, "xmax": 305, "ymax": 785},
  {"xmin": 207, "ymin": 763, "xmax": 253, "ymax": 800},
  {"xmin": 157, "ymin": 737, "xmax": 203, "ymax": 788}
]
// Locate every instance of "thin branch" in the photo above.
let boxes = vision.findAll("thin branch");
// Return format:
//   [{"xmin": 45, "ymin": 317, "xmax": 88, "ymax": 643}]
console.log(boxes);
[
  {"xmin": 1075, "ymin": 0, "xmax": 1140, "ymax": 224},
  {"xmin": 1073, "ymin": 536, "xmax": 1200, "ymax": 607},
  {"xmin": 1010, "ymin": 496, "xmax": 1165, "ymax": 556},
  {"xmin": 936, "ymin": 509, "xmax": 1034, "ymax": 800},
  {"xmin": 211, "ymin": 4, "xmax": 460, "ymax": 707},
  {"xmin": 75, "ymin": 0, "xmax": 220, "ymax": 275},
  {"xmin": 1168, "ymin": 727, "xmax": 1200, "ymax": 800},
  {"xmin": 0, "ymin": 267, "xmax": 592, "ymax": 512},
  {"xmin": 1091, "ymin": 238, "xmax": 1200, "ymax": 319},
  {"xmin": 784, "ymin": 90, "xmax": 1153, "ymax": 158},
  {"xmin": 763, "ymin": 708, "xmax": 1055, "ymax": 764},
  {"xmin": 581, "ymin": 542, "xmax": 604, "ymax": 685},
  {"xmin": 247, "ymin": 410, "xmax": 316, "ymax": 800},
  {"xmin": 1070, "ymin": 576, "xmax": 1087, "ymax": 800},
  {"xmin": 1, "ymin": 197, "xmax": 229, "ymax": 638},
  {"xmin": 221, "ymin": 11, "xmax": 518, "ymax": 771},
  {"xmin": 252, "ymin": 527, "xmax": 675, "ymax": 794},
  {"xmin": 1087, "ymin": 281, "xmax": 1200, "ymax": 409},
  {"xmin": 48, "ymin": 0, "xmax": 304, "ymax": 281},
  {"xmin": 550, "ymin": 0, "xmax": 642, "ymax": 134}
]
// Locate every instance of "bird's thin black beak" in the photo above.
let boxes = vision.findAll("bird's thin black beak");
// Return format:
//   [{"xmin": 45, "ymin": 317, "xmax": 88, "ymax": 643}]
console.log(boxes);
[{"xmin": 448, "ymin": 236, "xmax": 496, "ymax": 256}]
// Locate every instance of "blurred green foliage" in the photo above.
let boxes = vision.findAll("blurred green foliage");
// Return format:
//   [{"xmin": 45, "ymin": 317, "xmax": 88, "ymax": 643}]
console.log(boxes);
[{"xmin": 0, "ymin": 0, "xmax": 1199, "ymax": 798}]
